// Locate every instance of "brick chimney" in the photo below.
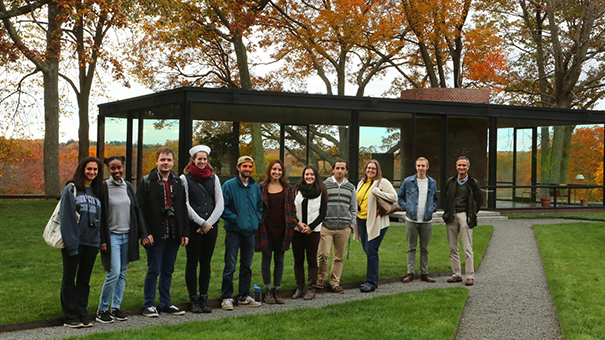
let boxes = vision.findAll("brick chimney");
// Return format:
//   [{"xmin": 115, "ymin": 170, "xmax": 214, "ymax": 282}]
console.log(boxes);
[{"xmin": 400, "ymin": 88, "xmax": 490, "ymax": 104}]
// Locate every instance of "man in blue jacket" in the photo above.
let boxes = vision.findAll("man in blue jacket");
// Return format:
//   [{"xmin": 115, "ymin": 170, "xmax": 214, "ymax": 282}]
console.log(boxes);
[
  {"xmin": 398, "ymin": 157, "xmax": 439, "ymax": 283},
  {"xmin": 220, "ymin": 156, "xmax": 263, "ymax": 310}
]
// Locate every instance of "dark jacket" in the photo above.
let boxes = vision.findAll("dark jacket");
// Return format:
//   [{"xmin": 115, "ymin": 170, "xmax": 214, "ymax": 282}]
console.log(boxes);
[
  {"xmin": 255, "ymin": 183, "xmax": 297, "ymax": 252},
  {"xmin": 221, "ymin": 175, "xmax": 263, "ymax": 237},
  {"xmin": 442, "ymin": 175, "xmax": 483, "ymax": 228},
  {"xmin": 137, "ymin": 169, "xmax": 188, "ymax": 244},
  {"xmin": 100, "ymin": 180, "xmax": 148, "ymax": 272}
]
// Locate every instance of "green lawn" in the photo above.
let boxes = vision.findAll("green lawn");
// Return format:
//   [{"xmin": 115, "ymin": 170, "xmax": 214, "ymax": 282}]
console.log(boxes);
[
  {"xmin": 0, "ymin": 200, "xmax": 492, "ymax": 325},
  {"xmin": 504, "ymin": 212, "xmax": 605, "ymax": 220},
  {"xmin": 534, "ymin": 222, "xmax": 605, "ymax": 340},
  {"xmin": 67, "ymin": 288, "xmax": 469, "ymax": 340}
]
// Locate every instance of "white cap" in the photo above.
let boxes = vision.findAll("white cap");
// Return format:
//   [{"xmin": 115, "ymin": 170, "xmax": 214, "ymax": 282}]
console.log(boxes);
[{"xmin": 189, "ymin": 145, "xmax": 211, "ymax": 156}]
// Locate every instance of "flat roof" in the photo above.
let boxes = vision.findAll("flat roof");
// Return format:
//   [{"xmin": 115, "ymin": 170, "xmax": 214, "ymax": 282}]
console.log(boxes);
[{"xmin": 98, "ymin": 87, "xmax": 605, "ymax": 127}]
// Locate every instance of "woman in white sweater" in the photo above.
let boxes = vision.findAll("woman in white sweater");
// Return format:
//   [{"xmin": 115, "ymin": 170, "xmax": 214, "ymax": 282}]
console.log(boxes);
[
  {"xmin": 355, "ymin": 159, "xmax": 397, "ymax": 292},
  {"xmin": 292, "ymin": 165, "xmax": 328, "ymax": 300}
]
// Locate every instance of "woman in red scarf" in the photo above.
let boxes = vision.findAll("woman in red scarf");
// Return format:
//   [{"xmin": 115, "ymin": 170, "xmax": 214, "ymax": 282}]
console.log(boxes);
[{"xmin": 180, "ymin": 145, "xmax": 224, "ymax": 313}]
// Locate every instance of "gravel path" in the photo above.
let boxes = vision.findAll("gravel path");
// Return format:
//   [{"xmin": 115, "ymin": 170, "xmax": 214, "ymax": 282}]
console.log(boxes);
[
  {"xmin": 2, "ymin": 219, "xmax": 571, "ymax": 340},
  {"xmin": 454, "ymin": 219, "xmax": 567, "ymax": 340}
]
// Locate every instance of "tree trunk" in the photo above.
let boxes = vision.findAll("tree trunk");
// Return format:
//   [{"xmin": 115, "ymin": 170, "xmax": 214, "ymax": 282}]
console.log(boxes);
[
  {"xmin": 232, "ymin": 33, "xmax": 265, "ymax": 175},
  {"xmin": 43, "ymin": 2, "xmax": 62, "ymax": 197},
  {"xmin": 77, "ymin": 96, "xmax": 90, "ymax": 161}
]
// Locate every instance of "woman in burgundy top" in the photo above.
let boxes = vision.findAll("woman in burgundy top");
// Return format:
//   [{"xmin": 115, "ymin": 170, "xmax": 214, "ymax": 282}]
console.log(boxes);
[{"xmin": 254, "ymin": 159, "xmax": 297, "ymax": 304}]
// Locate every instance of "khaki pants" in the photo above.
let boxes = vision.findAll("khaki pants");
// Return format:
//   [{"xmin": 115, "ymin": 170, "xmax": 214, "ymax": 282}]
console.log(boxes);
[
  {"xmin": 317, "ymin": 227, "xmax": 351, "ymax": 287},
  {"xmin": 446, "ymin": 212, "xmax": 474, "ymax": 279},
  {"xmin": 405, "ymin": 221, "xmax": 432, "ymax": 275}
]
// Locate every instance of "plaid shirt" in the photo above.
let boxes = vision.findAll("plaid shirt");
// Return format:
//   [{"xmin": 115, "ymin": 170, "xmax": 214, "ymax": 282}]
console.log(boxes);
[{"xmin": 254, "ymin": 184, "xmax": 297, "ymax": 252}]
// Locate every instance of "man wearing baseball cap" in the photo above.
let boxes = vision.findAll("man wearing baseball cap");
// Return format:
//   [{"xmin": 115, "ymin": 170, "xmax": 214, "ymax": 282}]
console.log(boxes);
[{"xmin": 220, "ymin": 156, "xmax": 263, "ymax": 310}]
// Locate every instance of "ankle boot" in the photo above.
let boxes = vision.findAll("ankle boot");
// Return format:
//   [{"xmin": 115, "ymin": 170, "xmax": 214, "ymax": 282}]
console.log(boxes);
[
  {"xmin": 263, "ymin": 289, "xmax": 276, "ymax": 304},
  {"xmin": 303, "ymin": 286, "xmax": 316, "ymax": 300},
  {"xmin": 200, "ymin": 295, "xmax": 211, "ymax": 313},
  {"xmin": 273, "ymin": 288, "xmax": 284, "ymax": 304},
  {"xmin": 190, "ymin": 296, "xmax": 203, "ymax": 313},
  {"xmin": 292, "ymin": 286, "xmax": 305, "ymax": 299}
]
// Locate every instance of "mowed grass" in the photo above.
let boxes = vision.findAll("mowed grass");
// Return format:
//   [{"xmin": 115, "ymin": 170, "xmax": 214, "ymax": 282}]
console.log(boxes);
[
  {"xmin": 67, "ymin": 288, "xmax": 469, "ymax": 340},
  {"xmin": 534, "ymin": 222, "xmax": 605, "ymax": 340},
  {"xmin": 0, "ymin": 200, "xmax": 492, "ymax": 325},
  {"xmin": 504, "ymin": 212, "xmax": 605, "ymax": 220}
]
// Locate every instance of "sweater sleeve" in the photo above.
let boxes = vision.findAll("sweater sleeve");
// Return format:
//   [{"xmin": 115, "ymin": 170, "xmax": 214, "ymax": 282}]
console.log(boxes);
[
  {"xmin": 206, "ymin": 175, "xmax": 225, "ymax": 227},
  {"xmin": 308, "ymin": 196, "xmax": 328, "ymax": 230},
  {"xmin": 372, "ymin": 179, "xmax": 398, "ymax": 203},
  {"xmin": 60, "ymin": 184, "xmax": 79, "ymax": 256}
]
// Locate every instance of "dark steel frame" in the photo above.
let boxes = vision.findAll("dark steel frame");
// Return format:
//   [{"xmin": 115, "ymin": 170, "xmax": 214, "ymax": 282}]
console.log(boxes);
[{"xmin": 97, "ymin": 87, "xmax": 605, "ymax": 209}]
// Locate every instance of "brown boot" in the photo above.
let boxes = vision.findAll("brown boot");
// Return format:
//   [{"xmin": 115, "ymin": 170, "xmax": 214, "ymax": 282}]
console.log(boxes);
[
  {"xmin": 420, "ymin": 274, "xmax": 436, "ymax": 283},
  {"xmin": 273, "ymin": 288, "xmax": 284, "ymax": 304},
  {"xmin": 263, "ymin": 289, "xmax": 276, "ymax": 304},
  {"xmin": 292, "ymin": 287, "xmax": 305, "ymax": 299},
  {"xmin": 303, "ymin": 287, "xmax": 316, "ymax": 300}
]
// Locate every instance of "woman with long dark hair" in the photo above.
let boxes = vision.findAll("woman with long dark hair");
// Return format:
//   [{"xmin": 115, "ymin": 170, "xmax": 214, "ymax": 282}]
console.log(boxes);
[
  {"xmin": 355, "ymin": 159, "xmax": 398, "ymax": 292},
  {"xmin": 292, "ymin": 165, "xmax": 328, "ymax": 300},
  {"xmin": 95, "ymin": 156, "xmax": 149, "ymax": 323},
  {"xmin": 181, "ymin": 145, "xmax": 223, "ymax": 313},
  {"xmin": 254, "ymin": 159, "xmax": 297, "ymax": 304},
  {"xmin": 60, "ymin": 156, "xmax": 104, "ymax": 328}
]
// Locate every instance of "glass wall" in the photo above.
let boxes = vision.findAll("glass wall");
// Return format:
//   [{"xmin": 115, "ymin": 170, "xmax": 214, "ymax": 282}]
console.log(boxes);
[{"xmin": 359, "ymin": 112, "xmax": 414, "ymax": 187}]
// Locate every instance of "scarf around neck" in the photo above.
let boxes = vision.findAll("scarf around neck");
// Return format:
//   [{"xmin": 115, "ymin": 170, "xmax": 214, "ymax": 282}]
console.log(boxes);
[
  {"xmin": 190, "ymin": 163, "xmax": 212, "ymax": 181},
  {"xmin": 298, "ymin": 182, "xmax": 321, "ymax": 199}
]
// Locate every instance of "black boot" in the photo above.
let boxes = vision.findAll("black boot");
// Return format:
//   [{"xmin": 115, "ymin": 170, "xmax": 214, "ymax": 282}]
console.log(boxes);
[
  {"xmin": 200, "ymin": 295, "xmax": 211, "ymax": 313},
  {"xmin": 190, "ymin": 296, "xmax": 203, "ymax": 313}
]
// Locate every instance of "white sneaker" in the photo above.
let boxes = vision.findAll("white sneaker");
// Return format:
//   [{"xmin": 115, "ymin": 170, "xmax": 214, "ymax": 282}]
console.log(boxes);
[
  {"xmin": 221, "ymin": 298, "xmax": 234, "ymax": 311},
  {"xmin": 238, "ymin": 295, "xmax": 260, "ymax": 307}
]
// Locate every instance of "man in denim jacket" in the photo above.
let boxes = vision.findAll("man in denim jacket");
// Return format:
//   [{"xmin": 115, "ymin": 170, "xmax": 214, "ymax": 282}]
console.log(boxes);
[{"xmin": 398, "ymin": 157, "xmax": 439, "ymax": 283}]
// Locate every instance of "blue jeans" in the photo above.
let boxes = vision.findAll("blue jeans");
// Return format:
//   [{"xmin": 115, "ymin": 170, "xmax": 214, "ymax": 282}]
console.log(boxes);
[
  {"xmin": 358, "ymin": 218, "xmax": 388, "ymax": 288},
  {"xmin": 221, "ymin": 230, "xmax": 254, "ymax": 299},
  {"xmin": 99, "ymin": 233, "xmax": 130, "ymax": 311},
  {"xmin": 144, "ymin": 238, "xmax": 180, "ymax": 308}
]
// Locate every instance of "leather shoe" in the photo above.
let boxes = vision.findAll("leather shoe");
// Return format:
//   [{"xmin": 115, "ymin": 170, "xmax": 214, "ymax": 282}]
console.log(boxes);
[
  {"xmin": 402, "ymin": 274, "xmax": 414, "ymax": 283},
  {"xmin": 447, "ymin": 276, "xmax": 463, "ymax": 283},
  {"xmin": 360, "ymin": 284, "xmax": 376, "ymax": 293},
  {"xmin": 465, "ymin": 278, "xmax": 474, "ymax": 286},
  {"xmin": 420, "ymin": 274, "xmax": 436, "ymax": 283}
]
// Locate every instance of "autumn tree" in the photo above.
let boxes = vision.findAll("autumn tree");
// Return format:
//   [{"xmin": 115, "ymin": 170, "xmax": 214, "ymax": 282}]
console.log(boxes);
[
  {"xmin": 483, "ymin": 0, "xmax": 605, "ymax": 186},
  {"xmin": 60, "ymin": 0, "xmax": 130, "ymax": 161},
  {"xmin": 129, "ymin": 0, "xmax": 273, "ymax": 175},
  {"xmin": 387, "ymin": 0, "xmax": 510, "ymax": 91},
  {"xmin": 1, "ymin": 0, "xmax": 67, "ymax": 196}
]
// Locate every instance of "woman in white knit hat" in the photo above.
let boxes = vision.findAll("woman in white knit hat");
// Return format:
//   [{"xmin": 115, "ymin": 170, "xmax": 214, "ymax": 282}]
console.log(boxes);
[{"xmin": 180, "ymin": 145, "xmax": 224, "ymax": 313}]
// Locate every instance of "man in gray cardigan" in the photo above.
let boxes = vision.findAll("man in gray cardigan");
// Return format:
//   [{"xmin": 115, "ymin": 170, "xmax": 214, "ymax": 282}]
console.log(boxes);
[{"xmin": 317, "ymin": 159, "xmax": 358, "ymax": 293}]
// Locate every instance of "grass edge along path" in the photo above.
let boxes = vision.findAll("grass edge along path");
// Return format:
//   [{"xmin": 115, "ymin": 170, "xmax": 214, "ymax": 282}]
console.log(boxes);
[
  {"xmin": 67, "ymin": 288, "xmax": 470, "ymax": 340},
  {"xmin": 0, "ymin": 200, "xmax": 491, "ymax": 326},
  {"xmin": 534, "ymin": 222, "xmax": 605, "ymax": 340},
  {"xmin": 504, "ymin": 212, "xmax": 605, "ymax": 221}
]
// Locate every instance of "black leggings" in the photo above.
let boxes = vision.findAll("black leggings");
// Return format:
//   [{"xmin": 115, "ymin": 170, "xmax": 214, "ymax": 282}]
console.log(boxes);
[
  {"xmin": 261, "ymin": 237, "xmax": 285, "ymax": 289},
  {"xmin": 185, "ymin": 225, "xmax": 218, "ymax": 297}
]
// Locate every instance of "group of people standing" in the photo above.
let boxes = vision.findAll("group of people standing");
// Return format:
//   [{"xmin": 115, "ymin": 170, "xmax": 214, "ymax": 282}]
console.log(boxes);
[{"xmin": 57, "ymin": 146, "xmax": 481, "ymax": 328}]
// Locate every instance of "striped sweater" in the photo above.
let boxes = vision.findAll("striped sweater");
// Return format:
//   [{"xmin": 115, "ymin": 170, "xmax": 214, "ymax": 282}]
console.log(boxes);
[{"xmin": 323, "ymin": 176, "xmax": 358, "ymax": 230}]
